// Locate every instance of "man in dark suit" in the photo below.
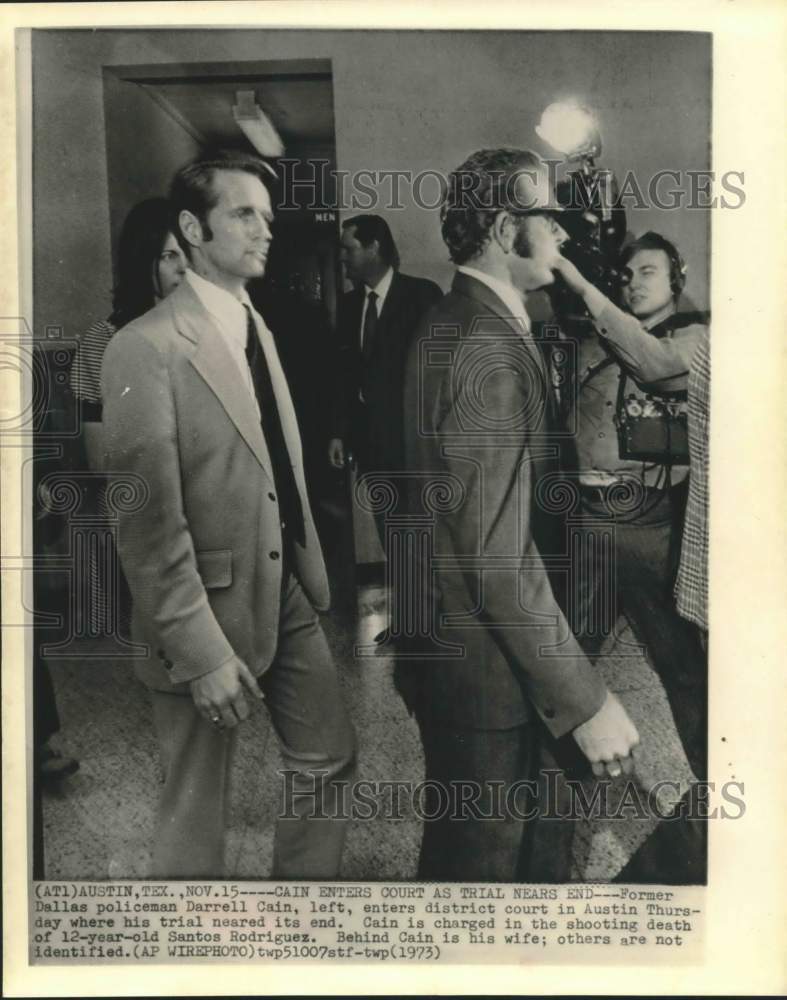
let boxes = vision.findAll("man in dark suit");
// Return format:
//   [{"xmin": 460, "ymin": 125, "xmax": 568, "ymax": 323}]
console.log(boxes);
[
  {"xmin": 101, "ymin": 150, "xmax": 355, "ymax": 878},
  {"xmin": 328, "ymin": 214, "xmax": 442, "ymax": 505},
  {"xmin": 328, "ymin": 215, "xmax": 442, "ymax": 642},
  {"xmin": 400, "ymin": 148, "xmax": 640, "ymax": 881}
]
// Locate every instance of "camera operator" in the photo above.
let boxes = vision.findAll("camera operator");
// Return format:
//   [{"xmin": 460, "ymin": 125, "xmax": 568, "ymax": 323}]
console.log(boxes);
[{"xmin": 553, "ymin": 232, "xmax": 708, "ymax": 883}]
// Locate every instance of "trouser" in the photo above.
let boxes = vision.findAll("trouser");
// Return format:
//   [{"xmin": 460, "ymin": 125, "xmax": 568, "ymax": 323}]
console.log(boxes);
[
  {"xmin": 572, "ymin": 484, "xmax": 707, "ymax": 781},
  {"xmin": 413, "ymin": 718, "xmax": 540, "ymax": 882},
  {"xmin": 573, "ymin": 485, "xmax": 708, "ymax": 883},
  {"xmin": 148, "ymin": 573, "xmax": 356, "ymax": 879}
]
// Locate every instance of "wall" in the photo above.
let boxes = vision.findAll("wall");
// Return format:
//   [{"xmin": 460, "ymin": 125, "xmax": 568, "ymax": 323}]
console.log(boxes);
[
  {"xmin": 102, "ymin": 71, "xmax": 201, "ymax": 263},
  {"xmin": 32, "ymin": 29, "xmax": 711, "ymax": 340}
]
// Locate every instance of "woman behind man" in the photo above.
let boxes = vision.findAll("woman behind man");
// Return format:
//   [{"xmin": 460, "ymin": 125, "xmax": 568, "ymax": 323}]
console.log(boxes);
[
  {"xmin": 36, "ymin": 199, "xmax": 187, "ymax": 870},
  {"xmin": 70, "ymin": 197, "xmax": 187, "ymax": 465},
  {"xmin": 68, "ymin": 197, "xmax": 187, "ymax": 633}
]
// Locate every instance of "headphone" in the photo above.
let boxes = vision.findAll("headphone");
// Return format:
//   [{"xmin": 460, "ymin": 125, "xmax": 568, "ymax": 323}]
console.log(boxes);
[{"xmin": 621, "ymin": 232, "xmax": 687, "ymax": 298}]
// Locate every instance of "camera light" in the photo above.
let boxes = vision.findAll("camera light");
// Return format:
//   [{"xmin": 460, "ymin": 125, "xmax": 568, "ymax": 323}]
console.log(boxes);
[{"xmin": 535, "ymin": 102, "xmax": 600, "ymax": 158}]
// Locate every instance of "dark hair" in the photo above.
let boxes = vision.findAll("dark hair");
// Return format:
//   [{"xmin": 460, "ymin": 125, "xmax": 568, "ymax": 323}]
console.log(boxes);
[
  {"xmin": 440, "ymin": 148, "xmax": 545, "ymax": 265},
  {"xmin": 170, "ymin": 147, "xmax": 277, "ymax": 260},
  {"xmin": 110, "ymin": 197, "xmax": 175, "ymax": 328},
  {"xmin": 620, "ymin": 231, "xmax": 687, "ymax": 298},
  {"xmin": 342, "ymin": 214, "xmax": 400, "ymax": 270}
]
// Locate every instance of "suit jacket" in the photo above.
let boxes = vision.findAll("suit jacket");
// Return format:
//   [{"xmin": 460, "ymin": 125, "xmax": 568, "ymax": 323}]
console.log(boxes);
[
  {"xmin": 101, "ymin": 278, "xmax": 329, "ymax": 692},
  {"xmin": 401, "ymin": 271, "xmax": 607, "ymax": 733},
  {"xmin": 334, "ymin": 271, "xmax": 442, "ymax": 471}
]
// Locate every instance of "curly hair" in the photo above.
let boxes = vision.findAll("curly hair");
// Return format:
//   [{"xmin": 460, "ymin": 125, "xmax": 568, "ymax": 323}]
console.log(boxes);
[{"xmin": 440, "ymin": 148, "xmax": 545, "ymax": 265}]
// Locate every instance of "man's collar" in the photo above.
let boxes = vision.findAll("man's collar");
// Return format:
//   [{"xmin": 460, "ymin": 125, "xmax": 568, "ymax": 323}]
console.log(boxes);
[
  {"xmin": 185, "ymin": 270, "xmax": 259, "ymax": 352},
  {"xmin": 364, "ymin": 266, "xmax": 394, "ymax": 301},
  {"xmin": 457, "ymin": 265, "xmax": 530, "ymax": 332},
  {"xmin": 640, "ymin": 301, "xmax": 677, "ymax": 332},
  {"xmin": 187, "ymin": 268, "xmax": 251, "ymax": 315}
]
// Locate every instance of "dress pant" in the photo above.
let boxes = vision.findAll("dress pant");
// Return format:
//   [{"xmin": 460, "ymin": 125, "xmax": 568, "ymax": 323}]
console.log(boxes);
[
  {"xmin": 573, "ymin": 484, "xmax": 708, "ymax": 883},
  {"xmin": 350, "ymin": 400, "xmax": 402, "ymax": 549},
  {"xmin": 572, "ymin": 483, "xmax": 707, "ymax": 779},
  {"xmin": 413, "ymin": 718, "xmax": 539, "ymax": 882},
  {"xmin": 149, "ymin": 573, "xmax": 356, "ymax": 879}
]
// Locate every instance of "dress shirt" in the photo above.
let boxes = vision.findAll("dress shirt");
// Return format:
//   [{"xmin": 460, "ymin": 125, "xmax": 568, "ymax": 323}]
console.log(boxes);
[
  {"xmin": 359, "ymin": 266, "xmax": 395, "ymax": 349},
  {"xmin": 457, "ymin": 265, "xmax": 531, "ymax": 334},
  {"xmin": 186, "ymin": 269, "xmax": 263, "ymax": 419}
]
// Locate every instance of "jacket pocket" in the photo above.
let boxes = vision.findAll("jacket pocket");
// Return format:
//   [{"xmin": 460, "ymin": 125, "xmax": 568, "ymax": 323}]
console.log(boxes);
[{"xmin": 195, "ymin": 549, "xmax": 233, "ymax": 589}]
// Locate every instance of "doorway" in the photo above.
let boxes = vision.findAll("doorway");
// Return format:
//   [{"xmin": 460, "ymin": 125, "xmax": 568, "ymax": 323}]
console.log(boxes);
[{"xmin": 102, "ymin": 59, "xmax": 344, "ymax": 526}]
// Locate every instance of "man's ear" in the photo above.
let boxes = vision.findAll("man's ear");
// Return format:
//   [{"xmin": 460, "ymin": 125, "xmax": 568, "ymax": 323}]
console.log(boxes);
[
  {"xmin": 492, "ymin": 211, "xmax": 516, "ymax": 254},
  {"xmin": 178, "ymin": 209, "xmax": 203, "ymax": 251}
]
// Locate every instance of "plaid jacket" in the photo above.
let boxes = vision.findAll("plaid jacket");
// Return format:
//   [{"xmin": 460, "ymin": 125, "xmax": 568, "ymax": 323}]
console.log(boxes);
[{"xmin": 675, "ymin": 329, "xmax": 710, "ymax": 630}]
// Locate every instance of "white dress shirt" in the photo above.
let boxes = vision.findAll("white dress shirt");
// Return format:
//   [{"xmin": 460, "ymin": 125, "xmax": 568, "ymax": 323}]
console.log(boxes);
[
  {"xmin": 186, "ymin": 269, "xmax": 265, "ymax": 418},
  {"xmin": 457, "ymin": 264, "xmax": 531, "ymax": 334}
]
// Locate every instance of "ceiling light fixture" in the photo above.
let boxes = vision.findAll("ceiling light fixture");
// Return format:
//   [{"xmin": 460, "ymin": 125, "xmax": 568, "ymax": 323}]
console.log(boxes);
[{"xmin": 233, "ymin": 90, "xmax": 284, "ymax": 158}]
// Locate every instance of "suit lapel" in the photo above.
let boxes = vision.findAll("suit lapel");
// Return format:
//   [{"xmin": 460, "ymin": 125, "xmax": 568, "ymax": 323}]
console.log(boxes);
[
  {"xmin": 376, "ymin": 271, "xmax": 402, "ymax": 330},
  {"xmin": 171, "ymin": 281, "xmax": 275, "ymax": 484},
  {"xmin": 451, "ymin": 271, "xmax": 548, "ymax": 381},
  {"xmin": 343, "ymin": 288, "xmax": 365, "ymax": 354}
]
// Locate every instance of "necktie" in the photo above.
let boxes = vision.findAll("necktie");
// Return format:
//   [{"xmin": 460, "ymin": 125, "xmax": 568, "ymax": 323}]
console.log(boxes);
[
  {"xmin": 361, "ymin": 290, "xmax": 378, "ymax": 363},
  {"xmin": 244, "ymin": 306, "xmax": 305, "ymax": 549},
  {"xmin": 360, "ymin": 290, "xmax": 378, "ymax": 401}
]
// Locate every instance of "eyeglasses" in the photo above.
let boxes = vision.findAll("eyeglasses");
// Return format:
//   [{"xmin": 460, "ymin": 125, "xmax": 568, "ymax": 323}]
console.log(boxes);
[{"xmin": 505, "ymin": 207, "xmax": 563, "ymax": 220}]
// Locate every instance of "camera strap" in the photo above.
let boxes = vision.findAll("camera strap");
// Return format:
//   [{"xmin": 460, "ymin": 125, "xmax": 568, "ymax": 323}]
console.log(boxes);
[{"xmin": 579, "ymin": 352, "xmax": 617, "ymax": 391}]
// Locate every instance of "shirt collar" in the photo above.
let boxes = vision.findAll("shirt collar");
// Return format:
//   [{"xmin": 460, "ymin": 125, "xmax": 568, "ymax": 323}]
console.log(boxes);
[
  {"xmin": 641, "ymin": 301, "xmax": 677, "ymax": 332},
  {"xmin": 457, "ymin": 265, "xmax": 531, "ymax": 333},
  {"xmin": 187, "ymin": 269, "xmax": 253, "ymax": 349},
  {"xmin": 364, "ymin": 267, "xmax": 394, "ymax": 310}
]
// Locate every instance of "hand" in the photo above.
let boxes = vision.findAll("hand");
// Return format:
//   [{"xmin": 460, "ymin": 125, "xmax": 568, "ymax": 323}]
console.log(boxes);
[
  {"xmin": 328, "ymin": 437, "xmax": 346, "ymax": 469},
  {"xmin": 189, "ymin": 655, "xmax": 264, "ymax": 730},
  {"xmin": 552, "ymin": 254, "xmax": 591, "ymax": 296},
  {"xmin": 572, "ymin": 691, "xmax": 640, "ymax": 779}
]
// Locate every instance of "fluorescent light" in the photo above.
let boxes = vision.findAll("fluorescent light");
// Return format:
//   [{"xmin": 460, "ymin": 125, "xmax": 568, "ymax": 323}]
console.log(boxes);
[{"xmin": 233, "ymin": 91, "xmax": 284, "ymax": 158}]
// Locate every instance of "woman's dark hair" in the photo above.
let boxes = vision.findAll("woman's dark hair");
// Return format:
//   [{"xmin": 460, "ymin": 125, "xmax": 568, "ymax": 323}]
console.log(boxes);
[{"xmin": 110, "ymin": 197, "xmax": 174, "ymax": 327}]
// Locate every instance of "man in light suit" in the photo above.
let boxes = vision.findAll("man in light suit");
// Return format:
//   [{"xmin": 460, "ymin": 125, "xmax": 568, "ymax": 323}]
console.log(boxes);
[
  {"xmin": 101, "ymin": 150, "xmax": 355, "ymax": 879},
  {"xmin": 400, "ymin": 148, "xmax": 640, "ymax": 881}
]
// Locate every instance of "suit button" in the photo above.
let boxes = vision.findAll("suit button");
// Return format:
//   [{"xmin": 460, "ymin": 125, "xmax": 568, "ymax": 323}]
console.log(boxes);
[
  {"xmin": 544, "ymin": 707, "xmax": 556, "ymax": 719},
  {"xmin": 269, "ymin": 551, "xmax": 280, "ymax": 560},
  {"xmin": 268, "ymin": 493, "xmax": 276, "ymax": 502},
  {"xmin": 163, "ymin": 659, "xmax": 173, "ymax": 670}
]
